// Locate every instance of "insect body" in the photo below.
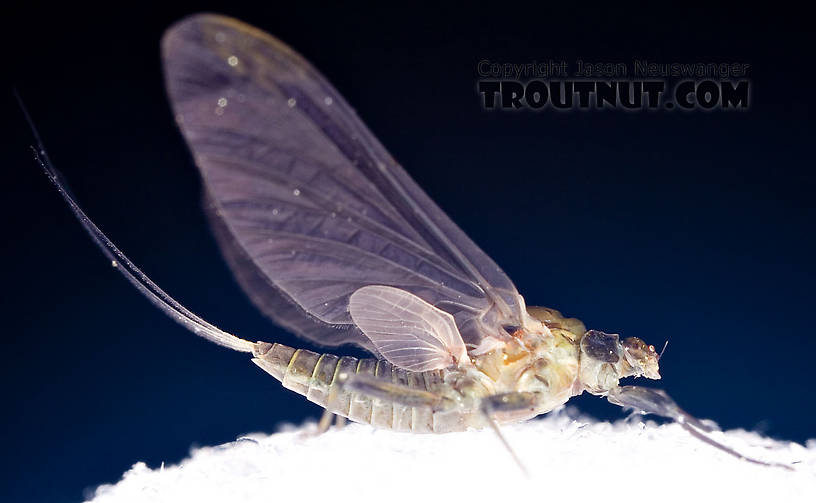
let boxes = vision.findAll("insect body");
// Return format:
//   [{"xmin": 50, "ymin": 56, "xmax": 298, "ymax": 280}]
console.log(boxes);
[
  {"xmin": 24, "ymin": 13, "xmax": 789, "ymax": 469},
  {"xmin": 251, "ymin": 304, "xmax": 656, "ymax": 434},
  {"xmin": 250, "ymin": 306, "xmax": 580, "ymax": 433}
]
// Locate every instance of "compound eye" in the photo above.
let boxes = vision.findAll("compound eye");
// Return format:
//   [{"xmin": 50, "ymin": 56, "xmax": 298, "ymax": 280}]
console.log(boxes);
[{"xmin": 581, "ymin": 330, "xmax": 620, "ymax": 363}]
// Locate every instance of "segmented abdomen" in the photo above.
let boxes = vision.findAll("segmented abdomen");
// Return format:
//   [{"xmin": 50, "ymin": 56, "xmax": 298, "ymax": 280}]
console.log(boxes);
[{"xmin": 251, "ymin": 342, "xmax": 459, "ymax": 433}]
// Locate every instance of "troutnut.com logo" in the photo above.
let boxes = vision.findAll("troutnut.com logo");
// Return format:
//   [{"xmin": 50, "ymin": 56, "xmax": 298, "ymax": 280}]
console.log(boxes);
[{"xmin": 476, "ymin": 59, "xmax": 751, "ymax": 111}]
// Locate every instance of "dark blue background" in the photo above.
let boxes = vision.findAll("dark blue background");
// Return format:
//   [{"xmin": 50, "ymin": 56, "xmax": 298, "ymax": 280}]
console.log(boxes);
[{"xmin": 3, "ymin": 3, "xmax": 812, "ymax": 502}]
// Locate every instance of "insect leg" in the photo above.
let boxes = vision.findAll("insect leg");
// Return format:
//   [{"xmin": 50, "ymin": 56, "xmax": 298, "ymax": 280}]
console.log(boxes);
[
  {"xmin": 342, "ymin": 373, "xmax": 453, "ymax": 410},
  {"xmin": 316, "ymin": 379, "xmax": 349, "ymax": 433},
  {"xmin": 306, "ymin": 382, "xmax": 350, "ymax": 436},
  {"xmin": 480, "ymin": 392, "xmax": 541, "ymax": 417},
  {"xmin": 315, "ymin": 371, "xmax": 353, "ymax": 434},
  {"xmin": 608, "ymin": 386, "xmax": 793, "ymax": 470},
  {"xmin": 480, "ymin": 392, "xmax": 541, "ymax": 477},
  {"xmin": 316, "ymin": 409, "xmax": 337, "ymax": 434},
  {"xmin": 608, "ymin": 386, "xmax": 711, "ymax": 430}
]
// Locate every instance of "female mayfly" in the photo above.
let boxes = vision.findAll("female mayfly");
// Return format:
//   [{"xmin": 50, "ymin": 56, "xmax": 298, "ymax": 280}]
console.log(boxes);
[{"xmin": 25, "ymin": 13, "xmax": 788, "ymax": 470}]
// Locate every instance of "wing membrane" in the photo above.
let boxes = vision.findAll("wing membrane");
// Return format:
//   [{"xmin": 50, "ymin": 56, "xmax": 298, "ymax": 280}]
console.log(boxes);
[
  {"xmin": 349, "ymin": 286, "xmax": 468, "ymax": 371},
  {"xmin": 161, "ymin": 14, "xmax": 524, "ymax": 350}
]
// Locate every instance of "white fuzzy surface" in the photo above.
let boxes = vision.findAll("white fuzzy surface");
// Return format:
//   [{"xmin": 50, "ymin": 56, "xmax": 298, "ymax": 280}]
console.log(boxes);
[{"xmin": 86, "ymin": 411, "xmax": 815, "ymax": 503}]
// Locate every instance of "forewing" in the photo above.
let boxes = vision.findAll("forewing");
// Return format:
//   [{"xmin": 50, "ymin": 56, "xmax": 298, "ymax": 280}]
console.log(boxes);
[{"xmin": 161, "ymin": 14, "xmax": 524, "ymax": 351}]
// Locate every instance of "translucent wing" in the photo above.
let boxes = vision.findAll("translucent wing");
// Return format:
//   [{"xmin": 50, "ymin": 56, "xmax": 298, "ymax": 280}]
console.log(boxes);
[
  {"xmin": 349, "ymin": 286, "xmax": 468, "ymax": 371},
  {"xmin": 161, "ymin": 14, "xmax": 525, "ymax": 352}
]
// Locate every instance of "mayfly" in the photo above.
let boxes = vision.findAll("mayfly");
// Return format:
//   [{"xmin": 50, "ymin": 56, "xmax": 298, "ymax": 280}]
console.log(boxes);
[{"xmin": 22, "ymin": 13, "xmax": 789, "ymax": 471}]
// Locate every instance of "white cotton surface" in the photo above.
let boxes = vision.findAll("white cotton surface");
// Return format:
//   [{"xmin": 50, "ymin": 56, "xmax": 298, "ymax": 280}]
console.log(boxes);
[{"xmin": 86, "ymin": 411, "xmax": 815, "ymax": 503}]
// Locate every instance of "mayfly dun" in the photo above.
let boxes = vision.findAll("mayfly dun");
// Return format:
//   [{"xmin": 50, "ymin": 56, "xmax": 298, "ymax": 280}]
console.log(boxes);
[{"xmin": 20, "ymin": 13, "xmax": 791, "ymax": 472}]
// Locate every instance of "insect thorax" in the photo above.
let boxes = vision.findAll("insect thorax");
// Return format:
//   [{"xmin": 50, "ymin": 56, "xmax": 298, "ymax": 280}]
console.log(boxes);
[{"xmin": 470, "ymin": 306, "xmax": 586, "ymax": 418}]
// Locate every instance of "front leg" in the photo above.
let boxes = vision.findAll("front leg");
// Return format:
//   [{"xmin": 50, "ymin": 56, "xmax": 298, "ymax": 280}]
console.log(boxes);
[
  {"xmin": 608, "ymin": 386, "xmax": 713, "ymax": 431},
  {"xmin": 608, "ymin": 386, "xmax": 793, "ymax": 470}
]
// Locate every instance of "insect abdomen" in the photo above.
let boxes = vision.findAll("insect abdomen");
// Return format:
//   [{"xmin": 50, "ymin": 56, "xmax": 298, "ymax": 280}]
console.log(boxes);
[{"xmin": 251, "ymin": 342, "xmax": 439, "ymax": 433}]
